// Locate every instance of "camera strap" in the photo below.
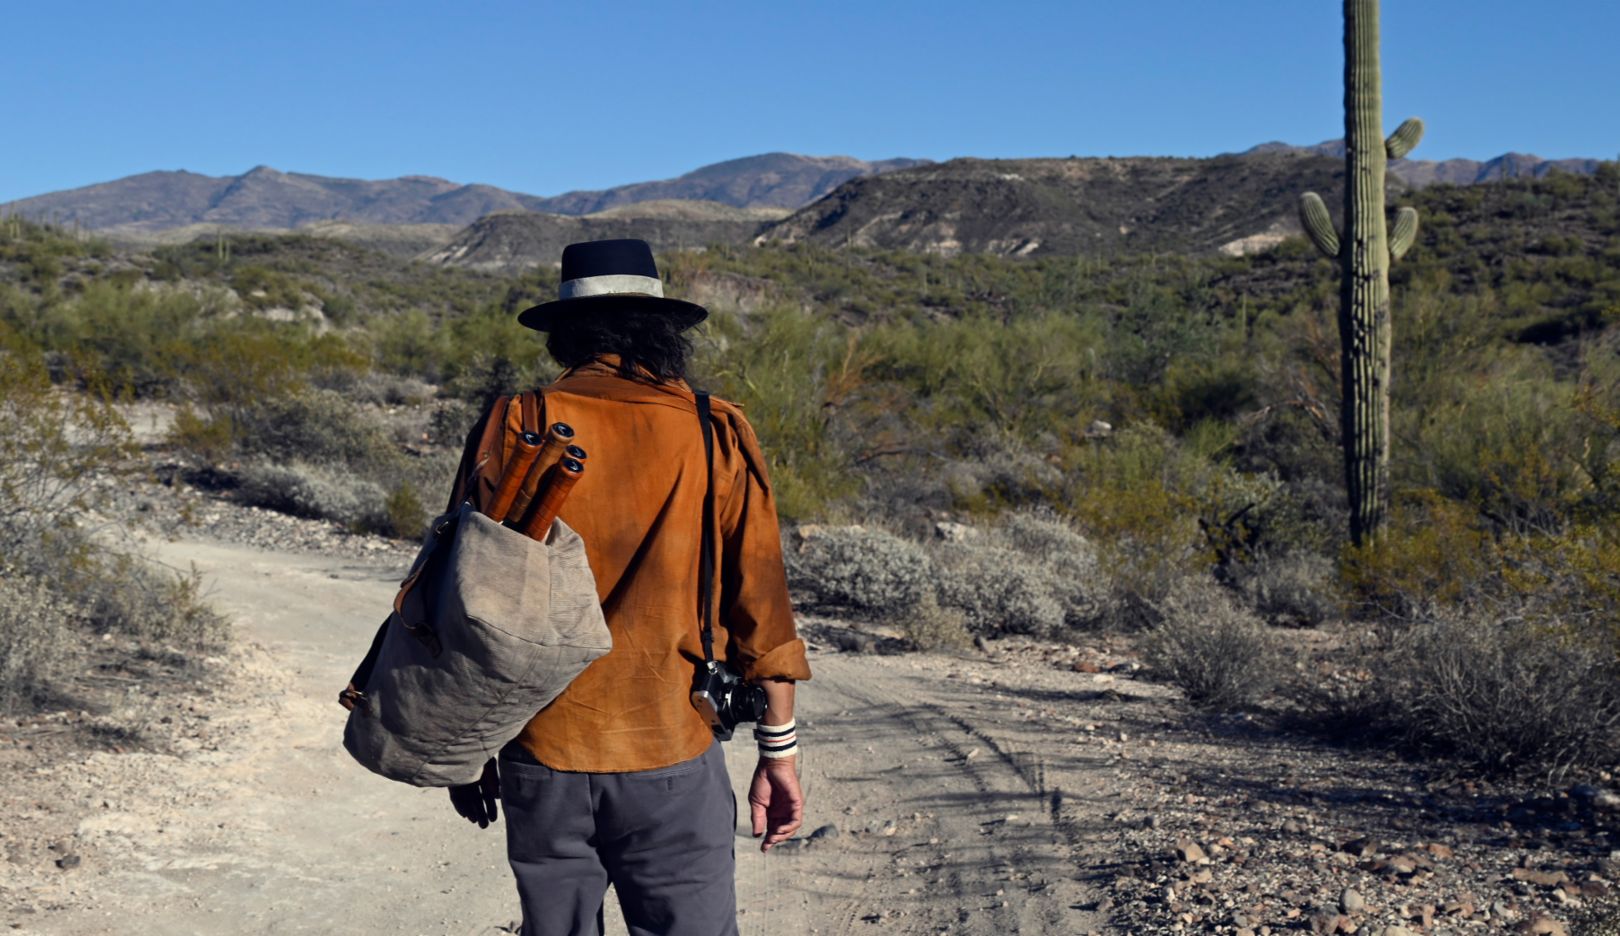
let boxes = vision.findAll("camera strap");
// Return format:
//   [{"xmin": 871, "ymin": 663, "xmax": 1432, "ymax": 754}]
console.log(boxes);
[{"xmin": 696, "ymin": 391, "xmax": 717, "ymax": 665}]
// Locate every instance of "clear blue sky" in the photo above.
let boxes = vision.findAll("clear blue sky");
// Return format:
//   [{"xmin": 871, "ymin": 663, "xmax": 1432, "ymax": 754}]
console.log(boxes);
[{"xmin": 3, "ymin": 1, "xmax": 1614, "ymax": 203}]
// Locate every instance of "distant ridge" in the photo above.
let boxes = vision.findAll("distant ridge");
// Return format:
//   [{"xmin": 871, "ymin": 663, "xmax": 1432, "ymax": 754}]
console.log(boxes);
[
  {"xmin": 527, "ymin": 153, "xmax": 929, "ymax": 214},
  {"xmin": 1239, "ymin": 140, "xmax": 1603, "ymax": 188},
  {"xmin": 0, "ymin": 154, "xmax": 922, "ymax": 233},
  {"xmin": 423, "ymin": 204, "xmax": 781, "ymax": 272}
]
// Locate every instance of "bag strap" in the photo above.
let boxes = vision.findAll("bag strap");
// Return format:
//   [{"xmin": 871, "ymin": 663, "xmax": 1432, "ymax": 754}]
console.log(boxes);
[
  {"xmin": 696, "ymin": 392, "xmax": 717, "ymax": 664},
  {"xmin": 520, "ymin": 389, "xmax": 541, "ymax": 435}
]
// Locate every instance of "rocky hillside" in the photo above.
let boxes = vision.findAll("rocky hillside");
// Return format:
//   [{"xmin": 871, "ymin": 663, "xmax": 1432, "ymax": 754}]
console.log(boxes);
[
  {"xmin": 1244, "ymin": 140, "xmax": 1602, "ymax": 188},
  {"xmin": 762, "ymin": 153, "xmax": 1348, "ymax": 257},
  {"xmin": 424, "ymin": 202, "xmax": 784, "ymax": 272},
  {"xmin": 528, "ymin": 153, "xmax": 927, "ymax": 214},
  {"xmin": 0, "ymin": 154, "xmax": 920, "ymax": 234}
]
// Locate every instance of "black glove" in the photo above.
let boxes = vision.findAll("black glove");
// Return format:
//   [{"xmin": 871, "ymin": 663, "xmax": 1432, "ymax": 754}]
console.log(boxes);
[{"xmin": 448, "ymin": 758, "xmax": 500, "ymax": 828}]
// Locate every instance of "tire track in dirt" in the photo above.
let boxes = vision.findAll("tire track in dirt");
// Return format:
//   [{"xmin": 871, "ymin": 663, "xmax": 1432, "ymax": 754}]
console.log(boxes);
[
  {"xmin": 801, "ymin": 658, "xmax": 1109, "ymax": 934},
  {"xmin": 7, "ymin": 538, "xmax": 1115, "ymax": 935}
]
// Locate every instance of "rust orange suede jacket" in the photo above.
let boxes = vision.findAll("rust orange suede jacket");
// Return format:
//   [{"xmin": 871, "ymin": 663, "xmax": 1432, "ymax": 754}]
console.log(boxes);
[{"xmin": 445, "ymin": 356, "xmax": 811, "ymax": 772}]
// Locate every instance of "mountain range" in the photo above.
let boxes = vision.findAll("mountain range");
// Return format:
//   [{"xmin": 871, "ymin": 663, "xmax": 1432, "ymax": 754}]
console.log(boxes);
[
  {"xmin": 0, "ymin": 154, "xmax": 923, "ymax": 235},
  {"xmin": 0, "ymin": 145, "xmax": 1605, "ymax": 268},
  {"xmin": 1242, "ymin": 140, "xmax": 1603, "ymax": 187}
]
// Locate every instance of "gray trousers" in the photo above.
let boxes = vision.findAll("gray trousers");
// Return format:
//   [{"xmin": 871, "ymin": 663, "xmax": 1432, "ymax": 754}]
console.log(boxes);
[{"xmin": 498, "ymin": 740, "xmax": 738, "ymax": 936}]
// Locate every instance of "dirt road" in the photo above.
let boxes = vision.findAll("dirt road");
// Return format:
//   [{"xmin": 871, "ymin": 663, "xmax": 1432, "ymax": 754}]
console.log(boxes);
[{"xmin": 8, "ymin": 536, "xmax": 1113, "ymax": 935}]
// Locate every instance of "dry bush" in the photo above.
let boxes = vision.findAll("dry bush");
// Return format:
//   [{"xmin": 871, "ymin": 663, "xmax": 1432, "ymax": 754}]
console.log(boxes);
[
  {"xmin": 78, "ymin": 555, "xmax": 229, "ymax": 647},
  {"xmin": 784, "ymin": 525, "xmax": 934, "ymax": 616},
  {"xmin": 933, "ymin": 543, "xmax": 1065, "ymax": 637},
  {"xmin": 996, "ymin": 509, "xmax": 1105, "ymax": 627},
  {"xmin": 1373, "ymin": 605, "xmax": 1620, "ymax": 779},
  {"xmin": 1233, "ymin": 551, "xmax": 1340, "ymax": 627},
  {"xmin": 0, "ymin": 346, "xmax": 228, "ymax": 712},
  {"xmin": 0, "ymin": 575, "xmax": 74, "ymax": 712},
  {"xmin": 233, "ymin": 388, "xmax": 397, "ymax": 469},
  {"xmin": 895, "ymin": 594, "xmax": 973, "ymax": 652},
  {"xmin": 1138, "ymin": 580, "xmax": 1280, "ymax": 710},
  {"xmin": 236, "ymin": 460, "xmax": 389, "ymax": 531},
  {"xmin": 320, "ymin": 369, "xmax": 434, "ymax": 407}
]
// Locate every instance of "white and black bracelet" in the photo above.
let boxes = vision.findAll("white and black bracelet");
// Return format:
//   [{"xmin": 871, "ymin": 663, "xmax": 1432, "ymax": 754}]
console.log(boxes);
[{"xmin": 755, "ymin": 720, "xmax": 798, "ymax": 759}]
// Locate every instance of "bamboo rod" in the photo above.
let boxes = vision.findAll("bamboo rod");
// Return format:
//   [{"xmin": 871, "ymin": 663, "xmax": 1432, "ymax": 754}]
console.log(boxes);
[
  {"xmin": 519, "ymin": 457, "xmax": 585, "ymax": 539},
  {"xmin": 484, "ymin": 431, "xmax": 545, "ymax": 523}
]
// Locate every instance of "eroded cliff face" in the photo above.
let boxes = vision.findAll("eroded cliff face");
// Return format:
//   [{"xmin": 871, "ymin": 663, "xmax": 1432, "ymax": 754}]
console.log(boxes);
[{"xmin": 762, "ymin": 154, "xmax": 1349, "ymax": 258}]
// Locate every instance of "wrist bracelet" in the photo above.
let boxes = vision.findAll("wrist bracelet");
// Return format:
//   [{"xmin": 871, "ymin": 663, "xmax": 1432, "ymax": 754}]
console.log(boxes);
[{"xmin": 755, "ymin": 720, "xmax": 797, "ymax": 759}]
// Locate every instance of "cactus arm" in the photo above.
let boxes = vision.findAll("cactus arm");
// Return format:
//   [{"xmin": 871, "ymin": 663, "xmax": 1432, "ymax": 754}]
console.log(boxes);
[
  {"xmin": 1385, "ymin": 117, "xmax": 1424, "ymax": 160},
  {"xmin": 1299, "ymin": 192, "xmax": 1341, "ymax": 258},
  {"xmin": 1389, "ymin": 206, "xmax": 1419, "ymax": 260}
]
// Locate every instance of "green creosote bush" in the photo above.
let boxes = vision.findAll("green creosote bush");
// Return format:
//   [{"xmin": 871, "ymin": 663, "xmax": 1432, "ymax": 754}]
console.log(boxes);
[
  {"xmin": 696, "ymin": 305, "xmax": 863, "ymax": 524},
  {"xmin": 1138, "ymin": 580, "xmax": 1279, "ymax": 710},
  {"xmin": 384, "ymin": 482, "xmax": 429, "ymax": 541},
  {"xmin": 783, "ymin": 525, "xmax": 934, "ymax": 616}
]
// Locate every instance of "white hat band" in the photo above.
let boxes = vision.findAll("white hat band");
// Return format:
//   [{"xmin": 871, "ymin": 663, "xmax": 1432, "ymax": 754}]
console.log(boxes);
[{"xmin": 558, "ymin": 273, "xmax": 665, "ymax": 300}]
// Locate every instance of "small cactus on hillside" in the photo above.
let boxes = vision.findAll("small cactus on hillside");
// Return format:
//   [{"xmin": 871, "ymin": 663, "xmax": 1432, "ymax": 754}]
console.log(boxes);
[{"xmin": 1298, "ymin": 0, "xmax": 1423, "ymax": 546}]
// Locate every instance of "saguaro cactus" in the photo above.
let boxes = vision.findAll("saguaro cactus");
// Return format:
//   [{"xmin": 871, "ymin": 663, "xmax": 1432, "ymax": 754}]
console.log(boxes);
[{"xmin": 1299, "ymin": 0, "xmax": 1422, "ymax": 546}]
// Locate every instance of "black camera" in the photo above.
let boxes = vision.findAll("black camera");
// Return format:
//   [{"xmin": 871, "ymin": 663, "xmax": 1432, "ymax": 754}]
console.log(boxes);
[{"xmin": 690, "ymin": 660, "xmax": 766, "ymax": 741}]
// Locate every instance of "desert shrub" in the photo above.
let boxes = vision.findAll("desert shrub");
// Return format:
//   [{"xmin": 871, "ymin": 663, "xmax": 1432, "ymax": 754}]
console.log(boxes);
[
  {"xmin": 236, "ymin": 460, "xmax": 388, "ymax": 530},
  {"xmin": 30, "ymin": 281, "xmax": 212, "ymax": 396},
  {"xmin": 166, "ymin": 320, "xmax": 364, "ymax": 428},
  {"xmin": 1340, "ymin": 492, "xmax": 1498, "ymax": 615},
  {"xmin": 76, "ymin": 553, "xmax": 229, "ymax": 647},
  {"xmin": 784, "ymin": 525, "xmax": 933, "ymax": 615},
  {"xmin": 1366, "ymin": 605, "xmax": 1620, "ymax": 779},
  {"xmin": 1064, "ymin": 423, "xmax": 1210, "ymax": 609},
  {"xmin": 1233, "ymin": 551, "xmax": 1339, "ymax": 627},
  {"xmin": 429, "ymin": 398, "xmax": 482, "ymax": 447},
  {"xmin": 318, "ymin": 369, "xmax": 435, "ymax": 407},
  {"xmin": 996, "ymin": 509, "xmax": 1105, "ymax": 627},
  {"xmin": 383, "ymin": 481, "xmax": 429, "ymax": 540},
  {"xmin": 0, "ymin": 575, "xmax": 74, "ymax": 712},
  {"xmin": 233, "ymin": 388, "xmax": 398, "ymax": 469},
  {"xmin": 0, "ymin": 342, "xmax": 227, "ymax": 710},
  {"xmin": 1139, "ymin": 580, "xmax": 1279, "ymax": 709},
  {"xmin": 933, "ymin": 543, "xmax": 1065, "ymax": 637},
  {"xmin": 0, "ymin": 343, "xmax": 132, "ymax": 548},
  {"xmin": 895, "ymin": 593, "xmax": 973, "ymax": 652}
]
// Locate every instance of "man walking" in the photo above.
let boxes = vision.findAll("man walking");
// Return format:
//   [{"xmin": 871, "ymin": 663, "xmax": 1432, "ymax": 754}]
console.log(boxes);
[{"xmin": 443, "ymin": 239, "xmax": 810, "ymax": 936}]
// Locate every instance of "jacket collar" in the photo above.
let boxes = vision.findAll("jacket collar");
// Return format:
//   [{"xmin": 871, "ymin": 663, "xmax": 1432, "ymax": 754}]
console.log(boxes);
[{"xmin": 555, "ymin": 354, "xmax": 696, "ymax": 402}]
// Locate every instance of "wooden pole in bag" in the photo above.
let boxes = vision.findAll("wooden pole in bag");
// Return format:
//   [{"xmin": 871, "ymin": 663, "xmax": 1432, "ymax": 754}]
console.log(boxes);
[
  {"xmin": 506, "ymin": 423, "xmax": 576, "ymax": 522},
  {"xmin": 519, "ymin": 457, "xmax": 585, "ymax": 539},
  {"xmin": 484, "ymin": 430, "xmax": 545, "ymax": 523}
]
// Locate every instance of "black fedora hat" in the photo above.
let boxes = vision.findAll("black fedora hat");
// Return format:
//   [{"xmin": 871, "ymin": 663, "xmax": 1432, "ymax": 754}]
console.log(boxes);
[{"xmin": 517, "ymin": 239, "xmax": 708, "ymax": 332}]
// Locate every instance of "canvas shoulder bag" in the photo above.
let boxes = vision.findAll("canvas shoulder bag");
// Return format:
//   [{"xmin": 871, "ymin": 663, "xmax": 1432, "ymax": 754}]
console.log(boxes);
[{"xmin": 339, "ymin": 389, "xmax": 611, "ymax": 787}]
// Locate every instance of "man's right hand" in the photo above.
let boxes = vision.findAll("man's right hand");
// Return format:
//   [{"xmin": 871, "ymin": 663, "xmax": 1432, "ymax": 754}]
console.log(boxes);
[
  {"xmin": 448, "ymin": 758, "xmax": 500, "ymax": 828},
  {"xmin": 749, "ymin": 755, "xmax": 804, "ymax": 852}
]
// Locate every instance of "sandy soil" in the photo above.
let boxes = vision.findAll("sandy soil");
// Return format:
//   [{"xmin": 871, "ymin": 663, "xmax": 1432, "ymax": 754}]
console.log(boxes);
[
  {"xmin": 5, "ymin": 521, "xmax": 1616, "ymax": 935},
  {"xmin": 1, "ymin": 535, "xmax": 1113, "ymax": 935}
]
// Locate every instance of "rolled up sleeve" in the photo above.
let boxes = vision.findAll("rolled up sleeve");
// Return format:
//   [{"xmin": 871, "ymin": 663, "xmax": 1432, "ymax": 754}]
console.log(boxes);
[{"xmin": 717, "ymin": 411, "xmax": 812, "ymax": 684}]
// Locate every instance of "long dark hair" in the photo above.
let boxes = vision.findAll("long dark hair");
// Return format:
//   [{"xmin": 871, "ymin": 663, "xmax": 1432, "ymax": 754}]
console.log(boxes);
[{"xmin": 545, "ymin": 307, "xmax": 693, "ymax": 383}]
